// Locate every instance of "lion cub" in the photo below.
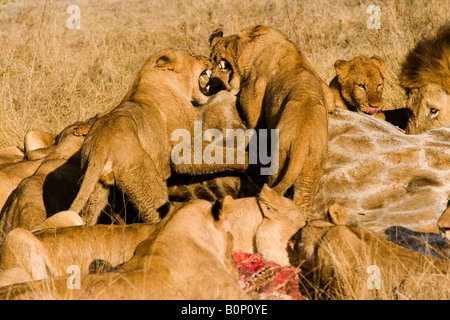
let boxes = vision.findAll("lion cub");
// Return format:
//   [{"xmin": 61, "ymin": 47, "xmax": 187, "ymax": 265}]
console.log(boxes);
[{"xmin": 209, "ymin": 26, "xmax": 329, "ymax": 220}]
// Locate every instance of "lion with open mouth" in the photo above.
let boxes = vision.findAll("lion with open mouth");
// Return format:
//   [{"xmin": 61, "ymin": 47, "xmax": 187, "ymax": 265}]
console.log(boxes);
[
  {"xmin": 67, "ymin": 49, "xmax": 246, "ymax": 225},
  {"xmin": 209, "ymin": 26, "xmax": 329, "ymax": 221}
]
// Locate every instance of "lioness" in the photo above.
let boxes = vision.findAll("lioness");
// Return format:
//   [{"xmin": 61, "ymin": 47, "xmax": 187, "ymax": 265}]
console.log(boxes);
[
  {"xmin": 68, "ymin": 49, "xmax": 247, "ymax": 226},
  {"xmin": 209, "ymin": 26, "xmax": 329, "ymax": 220},
  {"xmin": 0, "ymin": 199, "xmax": 250, "ymax": 299},
  {"xmin": 293, "ymin": 205, "xmax": 449, "ymax": 299},
  {"xmin": 0, "ymin": 147, "xmax": 24, "ymax": 169},
  {"xmin": 0, "ymin": 116, "xmax": 99, "ymax": 243},
  {"xmin": 0, "ymin": 185, "xmax": 303, "ymax": 296},
  {"xmin": 329, "ymin": 55, "xmax": 413, "ymax": 130},
  {"xmin": 0, "ymin": 184, "xmax": 302, "ymax": 286},
  {"xmin": 0, "ymin": 223, "xmax": 156, "ymax": 287}
]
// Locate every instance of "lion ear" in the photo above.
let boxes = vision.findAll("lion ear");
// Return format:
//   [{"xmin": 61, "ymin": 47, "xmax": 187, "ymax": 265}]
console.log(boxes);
[
  {"xmin": 248, "ymin": 25, "xmax": 270, "ymax": 39},
  {"xmin": 258, "ymin": 184, "xmax": 280, "ymax": 219},
  {"xmin": 328, "ymin": 204, "xmax": 347, "ymax": 226},
  {"xmin": 212, "ymin": 195, "xmax": 235, "ymax": 230},
  {"xmin": 334, "ymin": 59, "xmax": 349, "ymax": 77},
  {"xmin": 155, "ymin": 55, "xmax": 176, "ymax": 71},
  {"xmin": 209, "ymin": 29, "xmax": 224, "ymax": 47},
  {"xmin": 370, "ymin": 55, "xmax": 386, "ymax": 77}
]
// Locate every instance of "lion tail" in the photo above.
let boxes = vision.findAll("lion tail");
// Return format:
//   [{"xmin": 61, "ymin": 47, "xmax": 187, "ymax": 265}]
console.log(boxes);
[
  {"xmin": 69, "ymin": 149, "xmax": 109, "ymax": 215},
  {"xmin": 269, "ymin": 143, "xmax": 308, "ymax": 196}
]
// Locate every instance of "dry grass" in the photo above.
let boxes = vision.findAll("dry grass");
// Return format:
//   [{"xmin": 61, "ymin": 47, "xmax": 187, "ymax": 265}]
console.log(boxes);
[
  {"xmin": 0, "ymin": 0, "xmax": 449, "ymax": 300},
  {"xmin": 301, "ymin": 229, "xmax": 450, "ymax": 300},
  {"xmin": 0, "ymin": 0, "xmax": 449, "ymax": 147}
]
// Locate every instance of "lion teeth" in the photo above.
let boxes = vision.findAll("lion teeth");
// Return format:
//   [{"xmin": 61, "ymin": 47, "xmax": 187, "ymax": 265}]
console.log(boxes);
[
  {"xmin": 206, "ymin": 69, "xmax": 212, "ymax": 77},
  {"xmin": 219, "ymin": 60, "xmax": 226, "ymax": 69}
]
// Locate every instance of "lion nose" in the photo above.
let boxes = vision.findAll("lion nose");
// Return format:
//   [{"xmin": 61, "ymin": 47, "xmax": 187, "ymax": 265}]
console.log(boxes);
[{"xmin": 369, "ymin": 101, "xmax": 382, "ymax": 109}]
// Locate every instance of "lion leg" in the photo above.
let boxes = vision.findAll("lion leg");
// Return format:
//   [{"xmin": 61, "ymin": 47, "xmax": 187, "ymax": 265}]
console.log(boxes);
[
  {"xmin": 0, "ymin": 228, "xmax": 63, "ymax": 281},
  {"xmin": 80, "ymin": 183, "xmax": 110, "ymax": 225},
  {"xmin": 115, "ymin": 155, "xmax": 168, "ymax": 224}
]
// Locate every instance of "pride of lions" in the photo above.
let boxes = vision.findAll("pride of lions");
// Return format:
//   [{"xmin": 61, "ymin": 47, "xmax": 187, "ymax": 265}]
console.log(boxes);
[{"xmin": 0, "ymin": 23, "xmax": 449, "ymax": 300}]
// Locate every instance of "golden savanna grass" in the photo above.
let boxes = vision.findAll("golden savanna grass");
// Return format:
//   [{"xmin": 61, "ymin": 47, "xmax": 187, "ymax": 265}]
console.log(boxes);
[
  {"xmin": 0, "ymin": 0, "xmax": 449, "ymax": 300},
  {"xmin": 0, "ymin": 0, "xmax": 449, "ymax": 147}
]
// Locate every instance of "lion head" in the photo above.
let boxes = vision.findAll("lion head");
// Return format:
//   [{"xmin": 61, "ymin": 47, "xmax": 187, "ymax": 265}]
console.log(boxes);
[
  {"xmin": 400, "ymin": 23, "xmax": 450, "ymax": 134},
  {"xmin": 330, "ymin": 55, "xmax": 386, "ymax": 115}
]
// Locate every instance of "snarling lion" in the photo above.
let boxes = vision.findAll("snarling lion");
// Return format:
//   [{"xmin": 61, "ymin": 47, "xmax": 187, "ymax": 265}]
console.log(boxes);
[
  {"xmin": 68, "ymin": 49, "xmax": 246, "ymax": 226},
  {"xmin": 209, "ymin": 25, "xmax": 329, "ymax": 220},
  {"xmin": 400, "ymin": 22, "xmax": 450, "ymax": 134}
]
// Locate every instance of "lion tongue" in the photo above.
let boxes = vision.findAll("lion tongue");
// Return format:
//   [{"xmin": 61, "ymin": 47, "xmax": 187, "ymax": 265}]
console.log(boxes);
[{"xmin": 367, "ymin": 107, "xmax": 378, "ymax": 115}]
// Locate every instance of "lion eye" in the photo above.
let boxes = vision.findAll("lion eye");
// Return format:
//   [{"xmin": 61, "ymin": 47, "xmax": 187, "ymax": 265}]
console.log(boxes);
[
  {"xmin": 357, "ymin": 84, "xmax": 366, "ymax": 90},
  {"xmin": 430, "ymin": 107, "xmax": 439, "ymax": 114}
]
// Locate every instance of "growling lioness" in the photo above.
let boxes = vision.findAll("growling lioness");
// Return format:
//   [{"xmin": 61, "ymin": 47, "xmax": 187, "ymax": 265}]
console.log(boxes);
[
  {"xmin": 209, "ymin": 26, "xmax": 329, "ymax": 219},
  {"xmin": 68, "ymin": 49, "xmax": 235, "ymax": 225}
]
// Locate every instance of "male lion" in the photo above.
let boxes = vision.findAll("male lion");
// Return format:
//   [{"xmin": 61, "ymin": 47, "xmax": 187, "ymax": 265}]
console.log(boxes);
[
  {"xmin": 209, "ymin": 26, "xmax": 329, "ymax": 220},
  {"xmin": 68, "ymin": 49, "xmax": 246, "ymax": 226},
  {"xmin": 400, "ymin": 23, "xmax": 450, "ymax": 134}
]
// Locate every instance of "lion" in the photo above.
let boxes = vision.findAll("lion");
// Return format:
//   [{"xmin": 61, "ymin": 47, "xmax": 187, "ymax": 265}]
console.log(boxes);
[
  {"xmin": 167, "ymin": 90, "xmax": 260, "ymax": 202},
  {"xmin": 330, "ymin": 55, "xmax": 386, "ymax": 116},
  {"xmin": 209, "ymin": 26, "xmax": 329, "ymax": 220},
  {"xmin": 292, "ymin": 204, "xmax": 450, "ymax": 299},
  {"xmin": 68, "ymin": 49, "xmax": 248, "ymax": 226},
  {"xmin": 0, "ymin": 159, "xmax": 45, "ymax": 214},
  {"xmin": 0, "ymin": 147, "xmax": 24, "ymax": 169},
  {"xmin": 0, "ymin": 222, "xmax": 156, "ymax": 287},
  {"xmin": 0, "ymin": 184, "xmax": 303, "ymax": 297},
  {"xmin": 399, "ymin": 23, "xmax": 450, "ymax": 134},
  {"xmin": 0, "ymin": 116, "xmax": 99, "ymax": 243}
]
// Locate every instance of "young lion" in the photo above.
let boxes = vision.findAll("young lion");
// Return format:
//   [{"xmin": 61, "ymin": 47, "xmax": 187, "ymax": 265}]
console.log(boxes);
[
  {"xmin": 68, "ymin": 49, "xmax": 246, "ymax": 226},
  {"xmin": 329, "ymin": 55, "xmax": 412, "ymax": 130},
  {"xmin": 209, "ymin": 26, "xmax": 329, "ymax": 220},
  {"xmin": 329, "ymin": 55, "xmax": 386, "ymax": 115}
]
